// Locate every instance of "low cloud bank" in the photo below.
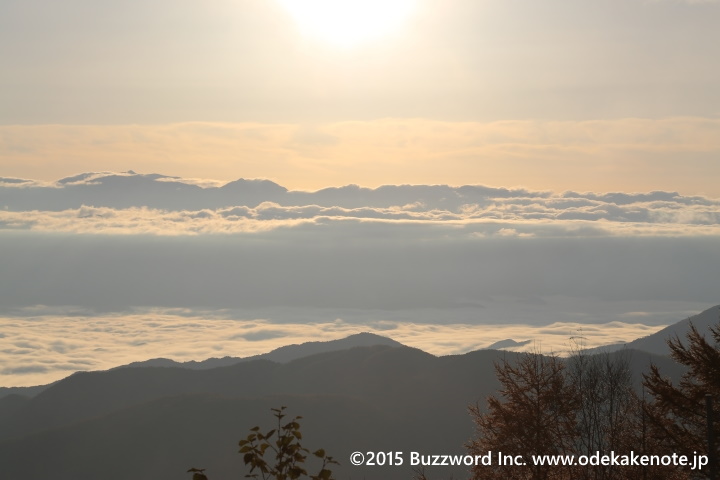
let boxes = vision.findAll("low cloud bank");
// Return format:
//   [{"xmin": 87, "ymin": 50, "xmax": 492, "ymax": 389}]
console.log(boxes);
[
  {"xmin": 1, "ymin": 172, "xmax": 719, "ymax": 236},
  {"xmin": 0, "ymin": 309, "xmax": 675, "ymax": 387}
]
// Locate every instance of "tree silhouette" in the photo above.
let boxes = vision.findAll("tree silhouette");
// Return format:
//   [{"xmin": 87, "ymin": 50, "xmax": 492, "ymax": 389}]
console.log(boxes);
[
  {"xmin": 567, "ymin": 349, "xmax": 637, "ymax": 480},
  {"xmin": 643, "ymin": 321, "xmax": 720, "ymax": 479},
  {"xmin": 467, "ymin": 347, "xmax": 688, "ymax": 480},
  {"xmin": 467, "ymin": 351, "xmax": 578, "ymax": 480}
]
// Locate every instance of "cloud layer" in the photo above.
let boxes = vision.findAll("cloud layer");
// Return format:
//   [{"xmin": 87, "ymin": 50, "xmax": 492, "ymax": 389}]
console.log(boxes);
[
  {"xmin": 0, "ymin": 309, "xmax": 673, "ymax": 387},
  {"xmin": 2, "ymin": 173, "xmax": 718, "ymax": 388},
  {"xmin": 1, "ymin": 171, "xmax": 719, "ymax": 236}
]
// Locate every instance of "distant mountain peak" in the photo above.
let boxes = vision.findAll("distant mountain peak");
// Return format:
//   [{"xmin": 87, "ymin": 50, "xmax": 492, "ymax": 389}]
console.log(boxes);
[
  {"xmin": 483, "ymin": 339, "xmax": 532, "ymax": 350},
  {"xmin": 115, "ymin": 332, "xmax": 405, "ymax": 371},
  {"xmin": 340, "ymin": 331, "xmax": 404, "ymax": 344},
  {"xmin": 55, "ymin": 171, "xmax": 176, "ymax": 186},
  {"xmin": 221, "ymin": 178, "xmax": 287, "ymax": 193},
  {"xmin": 233, "ymin": 331, "xmax": 406, "ymax": 364},
  {"xmin": 591, "ymin": 304, "xmax": 720, "ymax": 356}
]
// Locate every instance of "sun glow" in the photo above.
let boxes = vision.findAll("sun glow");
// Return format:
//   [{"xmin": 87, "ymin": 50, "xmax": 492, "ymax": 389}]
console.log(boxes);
[{"xmin": 277, "ymin": 0, "xmax": 416, "ymax": 47}]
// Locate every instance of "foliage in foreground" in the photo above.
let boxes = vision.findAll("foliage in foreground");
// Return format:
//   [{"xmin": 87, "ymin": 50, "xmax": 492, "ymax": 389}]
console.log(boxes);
[
  {"xmin": 643, "ymin": 321, "xmax": 720, "ymax": 479},
  {"xmin": 468, "ymin": 344, "xmax": 698, "ymax": 480},
  {"xmin": 189, "ymin": 406, "xmax": 337, "ymax": 480}
]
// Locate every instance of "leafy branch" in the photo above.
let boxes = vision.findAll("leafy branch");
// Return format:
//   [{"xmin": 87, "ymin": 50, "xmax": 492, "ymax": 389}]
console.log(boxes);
[{"xmin": 238, "ymin": 406, "xmax": 337, "ymax": 480}]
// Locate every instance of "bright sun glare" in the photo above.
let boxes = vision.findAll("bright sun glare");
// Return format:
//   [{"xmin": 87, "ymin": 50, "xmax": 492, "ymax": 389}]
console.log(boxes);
[{"xmin": 277, "ymin": 0, "xmax": 416, "ymax": 47}]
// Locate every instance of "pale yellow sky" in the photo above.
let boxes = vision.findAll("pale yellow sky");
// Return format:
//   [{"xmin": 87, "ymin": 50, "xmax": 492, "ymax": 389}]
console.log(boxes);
[
  {"xmin": 2, "ymin": 118, "xmax": 720, "ymax": 196},
  {"xmin": 1, "ymin": 0, "xmax": 719, "ymax": 194}
]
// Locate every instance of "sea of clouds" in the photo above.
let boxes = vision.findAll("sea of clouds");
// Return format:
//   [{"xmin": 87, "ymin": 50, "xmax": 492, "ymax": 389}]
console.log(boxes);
[
  {"xmin": 0, "ymin": 306, "xmax": 685, "ymax": 387},
  {"xmin": 1, "ymin": 172, "xmax": 718, "ymax": 387}
]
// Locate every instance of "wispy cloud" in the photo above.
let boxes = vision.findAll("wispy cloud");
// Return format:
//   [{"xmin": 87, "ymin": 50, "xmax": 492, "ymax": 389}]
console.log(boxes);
[{"xmin": 1, "ymin": 187, "xmax": 718, "ymax": 236}]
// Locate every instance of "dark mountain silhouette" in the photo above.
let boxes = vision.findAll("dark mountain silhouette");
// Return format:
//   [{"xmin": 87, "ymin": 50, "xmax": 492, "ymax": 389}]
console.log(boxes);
[
  {"xmin": 0, "ymin": 383, "xmax": 53, "ymax": 400},
  {"xmin": 0, "ymin": 345, "xmax": 441, "ymax": 442},
  {"xmin": 483, "ymin": 338, "xmax": 532, "ymax": 350},
  {"xmin": 588, "ymin": 305, "xmax": 720, "ymax": 356},
  {"xmin": 119, "ymin": 332, "xmax": 404, "ymax": 370},
  {"xmin": 0, "ymin": 394, "xmax": 399, "ymax": 480},
  {"xmin": 0, "ymin": 344, "xmax": 499, "ymax": 480},
  {"xmin": 0, "ymin": 343, "xmax": 685, "ymax": 480},
  {"xmin": 0, "ymin": 308, "xmax": 714, "ymax": 479},
  {"xmin": 0, "ymin": 333, "xmax": 403, "ymax": 401},
  {"xmin": 0, "ymin": 394, "xmax": 30, "ymax": 425}
]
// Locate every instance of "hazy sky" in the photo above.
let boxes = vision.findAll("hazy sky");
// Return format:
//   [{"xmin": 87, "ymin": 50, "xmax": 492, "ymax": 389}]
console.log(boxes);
[
  {"xmin": 2, "ymin": 1, "xmax": 720, "ymax": 386},
  {"xmin": 1, "ymin": 0, "xmax": 719, "ymax": 193}
]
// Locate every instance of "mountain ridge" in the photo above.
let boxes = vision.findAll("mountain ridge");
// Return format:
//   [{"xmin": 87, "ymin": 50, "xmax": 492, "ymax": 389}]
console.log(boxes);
[
  {"xmin": 117, "ymin": 331, "xmax": 405, "ymax": 370},
  {"xmin": 0, "ymin": 344, "xmax": 686, "ymax": 480},
  {"xmin": 5, "ymin": 170, "xmax": 707, "ymax": 213},
  {"xmin": 3, "ymin": 306, "xmax": 718, "ymax": 401},
  {"xmin": 587, "ymin": 305, "xmax": 720, "ymax": 356},
  {"xmin": 1, "ymin": 307, "xmax": 712, "ymax": 479}
]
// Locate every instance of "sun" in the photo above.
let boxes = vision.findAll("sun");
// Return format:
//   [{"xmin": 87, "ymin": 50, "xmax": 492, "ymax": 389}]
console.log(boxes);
[{"xmin": 277, "ymin": 0, "xmax": 416, "ymax": 48}]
